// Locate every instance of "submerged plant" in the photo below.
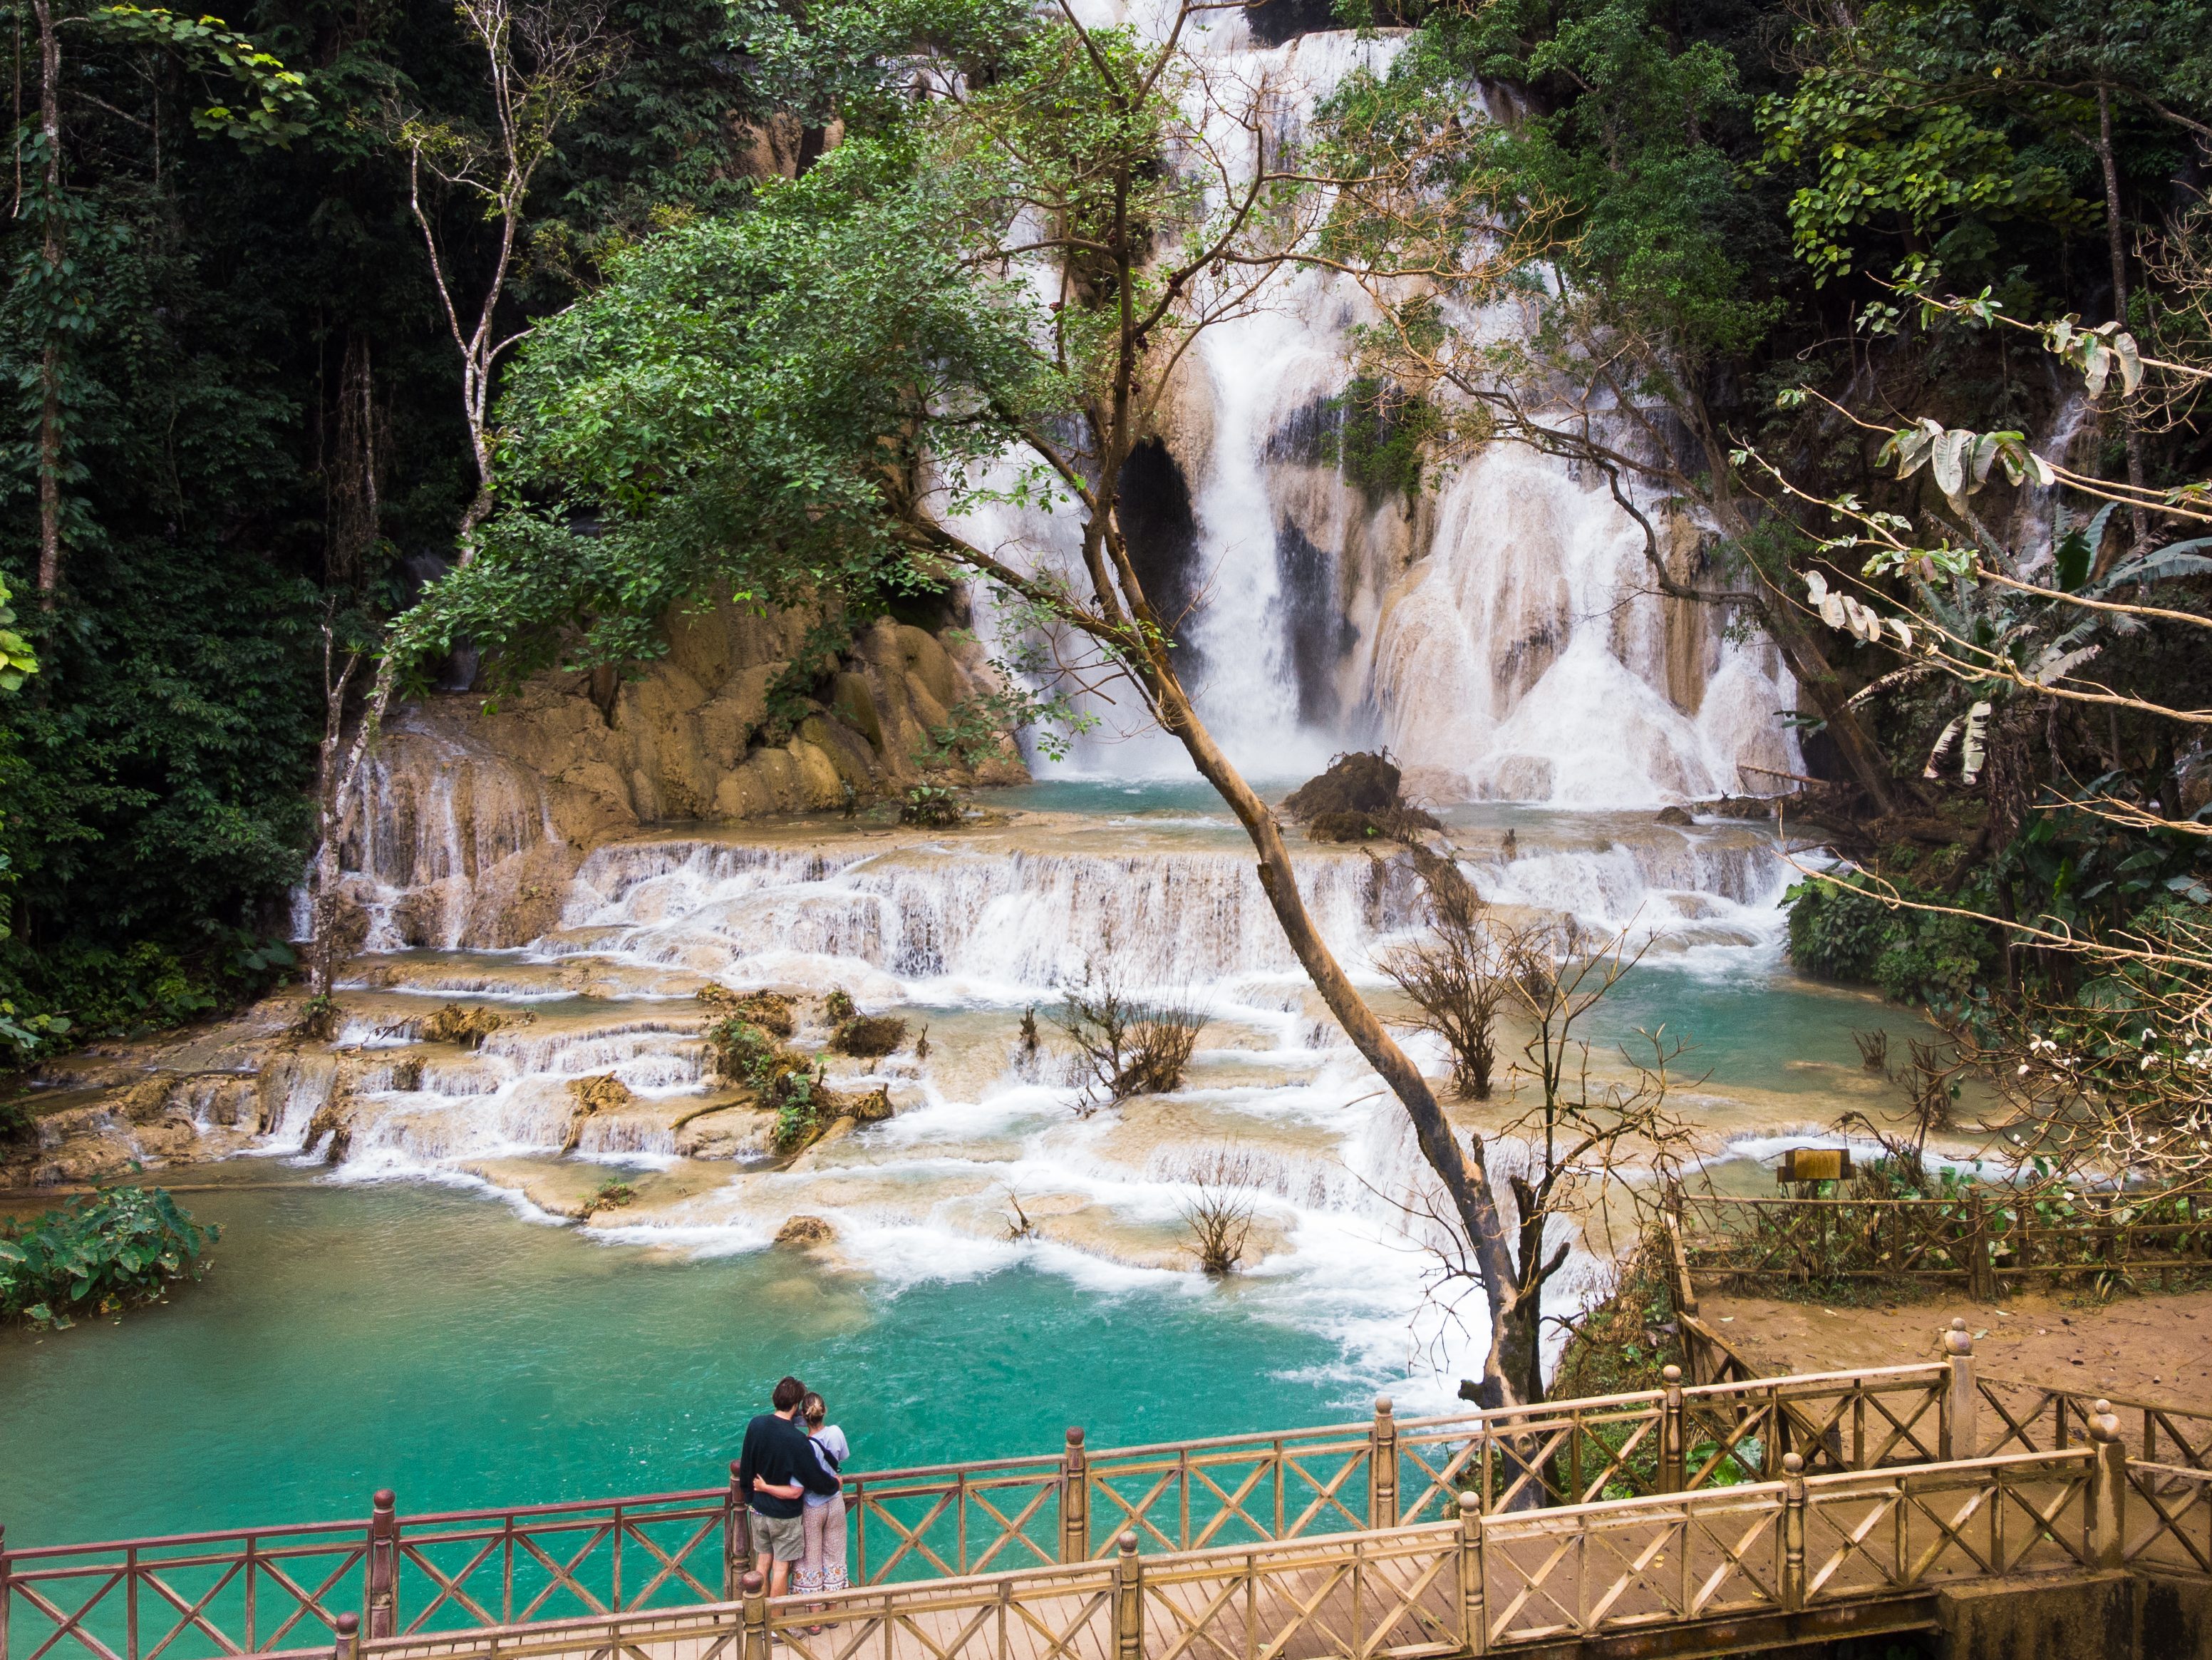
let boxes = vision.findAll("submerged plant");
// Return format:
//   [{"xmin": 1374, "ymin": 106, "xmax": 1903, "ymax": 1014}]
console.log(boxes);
[{"xmin": 0, "ymin": 1187, "xmax": 218, "ymax": 1328}]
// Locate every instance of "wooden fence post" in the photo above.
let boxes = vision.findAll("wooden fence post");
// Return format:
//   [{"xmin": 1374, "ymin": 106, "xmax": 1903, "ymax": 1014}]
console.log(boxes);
[
  {"xmin": 725, "ymin": 1459, "xmax": 748, "ymax": 1599},
  {"xmin": 366, "ymin": 1490, "xmax": 398, "ymax": 1640},
  {"xmin": 2, "ymin": 1520, "xmax": 12, "ymax": 1660},
  {"xmin": 1368, "ymin": 1397, "xmax": 1398, "ymax": 1528},
  {"xmin": 1780, "ymin": 1454, "xmax": 1807, "ymax": 1613},
  {"xmin": 1659, "ymin": 1366, "xmax": 1686, "ymax": 1494},
  {"xmin": 1457, "ymin": 1493, "xmax": 1486, "ymax": 1656},
  {"xmin": 2087, "ymin": 1401, "xmax": 2126, "ymax": 1569},
  {"xmin": 1942, "ymin": 1320, "xmax": 1976, "ymax": 1461},
  {"xmin": 1060, "ymin": 1428, "xmax": 1090, "ymax": 1564},
  {"xmin": 741, "ymin": 1571, "xmax": 769, "ymax": 1660},
  {"xmin": 1113, "ymin": 1532, "xmax": 1143, "ymax": 1660},
  {"xmin": 332, "ymin": 1612, "xmax": 359, "ymax": 1660},
  {"xmin": 1968, "ymin": 1192, "xmax": 1995, "ymax": 1301}
]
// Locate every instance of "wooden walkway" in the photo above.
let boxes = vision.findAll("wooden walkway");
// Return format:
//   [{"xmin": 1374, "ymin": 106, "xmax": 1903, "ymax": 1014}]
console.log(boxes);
[
  {"xmin": 319, "ymin": 1445, "xmax": 2211, "ymax": 1660},
  {"xmin": 6, "ymin": 1333, "xmax": 2208, "ymax": 1660}
]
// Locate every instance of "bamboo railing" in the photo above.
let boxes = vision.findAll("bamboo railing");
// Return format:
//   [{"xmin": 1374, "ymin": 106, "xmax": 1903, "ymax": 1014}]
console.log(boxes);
[
  {"xmin": 200, "ymin": 1437, "xmax": 2212, "ymax": 1660},
  {"xmin": 1678, "ymin": 1189, "xmax": 2212, "ymax": 1296},
  {"xmin": 7, "ymin": 1329, "xmax": 2205, "ymax": 1660}
]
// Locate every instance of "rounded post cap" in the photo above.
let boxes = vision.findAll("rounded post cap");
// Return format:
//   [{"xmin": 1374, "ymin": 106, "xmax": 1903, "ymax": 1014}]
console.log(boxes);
[
  {"xmin": 1943, "ymin": 1319, "xmax": 1973, "ymax": 1356},
  {"xmin": 2091, "ymin": 1401, "xmax": 2124, "ymax": 1442},
  {"xmin": 372, "ymin": 1490, "xmax": 396, "ymax": 1511},
  {"xmin": 741, "ymin": 1570, "xmax": 765, "ymax": 1596},
  {"xmin": 1373, "ymin": 1395, "xmax": 1393, "ymax": 1415},
  {"xmin": 1782, "ymin": 1453, "xmax": 1804, "ymax": 1475},
  {"xmin": 1066, "ymin": 1426, "xmax": 1085, "ymax": 1446},
  {"xmin": 1118, "ymin": 1530, "xmax": 1139, "ymax": 1554},
  {"xmin": 1457, "ymin": 1491, "xmax": 1481, "ymax": 1516},
  {"xmin": 1662, "ymin": 1364, "xmax": 1683, "ymax": 1384},
  {"xmin": 335, "ymin": 1614, "xmax": 360, "ymax": 1636}
]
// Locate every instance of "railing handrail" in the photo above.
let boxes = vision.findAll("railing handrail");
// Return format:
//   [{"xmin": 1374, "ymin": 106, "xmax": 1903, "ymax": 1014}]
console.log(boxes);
[
  {"xmin": 238, "ymin": 1446, "xmax": 2117, "ymax": 1660},
  {"xmin": 1985, "ymin": 1374, "xmax": 2212, "ymax": 1423}
]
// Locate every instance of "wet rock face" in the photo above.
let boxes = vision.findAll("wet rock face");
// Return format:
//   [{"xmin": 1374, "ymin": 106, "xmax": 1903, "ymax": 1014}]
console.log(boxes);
[{"xmin": 331, "ymin": 602, "xmax": 1030, "ymax": 954}]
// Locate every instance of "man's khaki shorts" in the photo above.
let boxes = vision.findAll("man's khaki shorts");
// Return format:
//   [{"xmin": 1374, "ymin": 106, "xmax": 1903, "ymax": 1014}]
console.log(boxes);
[{"xmin": 748, "ymin": 1510, "xmax": 806, "ymax": 1564}]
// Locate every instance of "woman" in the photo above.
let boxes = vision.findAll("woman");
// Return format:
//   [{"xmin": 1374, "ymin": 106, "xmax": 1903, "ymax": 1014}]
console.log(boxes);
[{"xmin": 793, "ymin": 1391, "xmax": 850, "ymax": 1623}]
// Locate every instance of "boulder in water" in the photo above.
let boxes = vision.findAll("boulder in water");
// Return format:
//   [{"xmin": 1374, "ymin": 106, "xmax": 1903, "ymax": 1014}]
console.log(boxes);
[
  {"xmin": 1281, "ymin": 753, "xmax": 1442, "ymax": 843},
  {"xmin": 422, "ymin": 1002, "xmax": 534, "ymax": 1048},
  {"xmin": 775, "ymin": 1214, "xmax": 836, "ymax": 1247},
  {"xmin": 1654, "ymin": 805, "xmax": 1695, "ymax": 826}
]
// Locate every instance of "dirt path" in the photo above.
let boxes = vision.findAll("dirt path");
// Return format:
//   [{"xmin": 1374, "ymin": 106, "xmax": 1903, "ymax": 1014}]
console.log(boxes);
[{"xmin": 1697, "ymin": 1285, "xmax": 2212, "ymax": 1406}]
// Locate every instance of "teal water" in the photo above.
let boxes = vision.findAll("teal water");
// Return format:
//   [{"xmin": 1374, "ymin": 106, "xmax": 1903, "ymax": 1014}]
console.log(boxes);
[
  {"xmin": 1578, "ymin": 959, "xmax": 1929, "ymax": 1098},
  {"xmin": 0, "ymin": 1173, "xmax": 1353, "ymax": 1550}
]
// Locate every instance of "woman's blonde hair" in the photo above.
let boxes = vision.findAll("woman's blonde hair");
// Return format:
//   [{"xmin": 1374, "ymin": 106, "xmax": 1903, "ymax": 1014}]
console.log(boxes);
[{"xmin": 800, "ymin": 1391, "xmax": 827, "ymax": 1426}]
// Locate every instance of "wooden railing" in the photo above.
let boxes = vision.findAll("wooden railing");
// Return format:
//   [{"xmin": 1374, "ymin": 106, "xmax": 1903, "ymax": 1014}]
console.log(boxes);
[
  {"xmin": 225, "ymin": 1436, "xmax": 2207, "ymax": 1660},
  {"xmin": 5, "ymin": 1338, "xmax": 2203, "ymax": 1660},
  {"xmin": 1679, "ymin": 1190, "xmax": 2212, "ymax": 1295}
]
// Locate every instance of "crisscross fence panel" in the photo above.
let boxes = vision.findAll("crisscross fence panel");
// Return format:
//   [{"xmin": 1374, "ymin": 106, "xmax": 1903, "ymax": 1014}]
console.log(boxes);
[
  {"xmin": 1674, "ymin": 1364, "xmax": 1952, "ymax": 1486},
  {"xmin": 2123, "ymin": 1462, "xmax": 2211, "ymax": 1574},
  {"xmin": 194, "ymin": 1448, "xmax": 2166, "ymax": 1660},
  {"xmin": 0, "ymin": 1490, "xmax": 736, "ymax": 1660},
  {"xmin": 1976, "ymin": 1376, "xmax": 2212, "ymax": 1469},
  {"xmin": 1681, "ymin": 1190, "xmax": 2212, "ymax": 1294}
]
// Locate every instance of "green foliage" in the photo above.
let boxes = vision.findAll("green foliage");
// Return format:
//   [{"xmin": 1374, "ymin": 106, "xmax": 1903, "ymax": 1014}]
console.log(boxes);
[
  {"xmin": 1786, "ymin": 872, "xmax": 2000, "ymax": 1004},
  {"xmin": 86, "ymin": 6, "xmax": 316, "ymax": 146},
  {"xmin": 763, "ymin": 617, "xmax": 855, "ymax": 745},
  {"xmin": 899, "ymin": 784, "xmax": 968, "ymax": 826},
  {"xmin": 1753, "ymin": 0, "xmax": 2208, "ymax": 282},
  {"xmin": 0, "ymin": 577, "xmax": 38, "ymax": 695},
  {"xmin": 0, "ymin": 1186, "xmax": 217, "ymax": 1328},
  {"xmin": 1330, "ymin": 0, "xmax": 1787, "ymax": 368},
  {"xmin": 1321, "ymin": 378, "xmax": 1436, "ymax": 500},
  {"xmin": 708, "ymin": 1015, "xmax": 829, "ymax": 1150},
  {"xmin": 392, "ymin": 133, "xmax": 1050, "ymax": 680}
]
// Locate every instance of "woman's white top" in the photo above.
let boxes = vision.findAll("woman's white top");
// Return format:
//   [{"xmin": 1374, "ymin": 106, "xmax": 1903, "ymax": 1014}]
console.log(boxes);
[{"xmin": 807, "ymin": 1426, "xmax": 849, "ymax": 1507}]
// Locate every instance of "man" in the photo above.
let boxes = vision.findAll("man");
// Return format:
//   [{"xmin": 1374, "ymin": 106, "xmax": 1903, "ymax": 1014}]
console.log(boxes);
[{"xmin": 735, "ymin": 1376, "xmax": 842, "ymax": 1595}]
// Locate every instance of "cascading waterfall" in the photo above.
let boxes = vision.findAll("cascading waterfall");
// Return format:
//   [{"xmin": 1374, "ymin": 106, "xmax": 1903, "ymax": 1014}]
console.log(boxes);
[{"xmin": 278, "ymin": 12, "xmax": 1835, "ymax": 1406}]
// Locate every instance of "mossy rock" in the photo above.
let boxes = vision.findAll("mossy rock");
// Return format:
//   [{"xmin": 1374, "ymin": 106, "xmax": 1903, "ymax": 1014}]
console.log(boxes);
[
  {"xmin": 698, "ymin": 986, "xmax": 796, "ymax": 1037},
  {"xmin": 422, "ymin": 1003, "xmax": 534, "ymax": 1048},
  {"xmin": 831, "ymin": 1015, "xmax": 908, "ymax": 1058}
]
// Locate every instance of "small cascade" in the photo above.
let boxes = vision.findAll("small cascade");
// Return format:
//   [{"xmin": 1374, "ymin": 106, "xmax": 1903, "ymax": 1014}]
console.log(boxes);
[
  {"xmin": 557, "ymin": 837, "xmax": 1425, "ymax": 991},
  {"xmin": 309, "ymin": 716, "xmax": 567, "ymax": 953}
]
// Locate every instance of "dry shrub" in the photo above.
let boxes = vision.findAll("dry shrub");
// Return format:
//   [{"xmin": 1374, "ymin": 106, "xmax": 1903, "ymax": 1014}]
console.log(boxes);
[
  {"xmin": 422, "ymin": 1002, "xmax": 534, "ymax": 1048},
  {"xmin": 1053, "ymin": 964, "xmax": 1207, "ymax": 1107},
  {"xmin": 832, "ymin": 1014, "xmax": 909, "ymax": 1057},
  {"xmin": 563, "ymin": 1073, "xmax": 632, "ymax": 1153},
  {"xmin": 1172, "ymin": 1150, "xmax": 1264, "ymax": 1273},
  {"xmin": 1378, "ymin": 845, "xmax": 1512, "ymax": 1099}
]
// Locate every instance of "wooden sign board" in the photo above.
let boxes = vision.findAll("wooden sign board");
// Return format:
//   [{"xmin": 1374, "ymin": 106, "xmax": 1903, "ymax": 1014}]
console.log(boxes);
[{"xmin": 1778, "ymin": 1147, "xmax": 1853, "ymax": 1184}]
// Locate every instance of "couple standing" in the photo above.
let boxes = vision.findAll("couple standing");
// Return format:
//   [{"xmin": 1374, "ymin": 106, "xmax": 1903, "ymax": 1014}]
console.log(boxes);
[{"xmin": 735, "ymin": 1376, "xmax": 849, "ymax": 1600}]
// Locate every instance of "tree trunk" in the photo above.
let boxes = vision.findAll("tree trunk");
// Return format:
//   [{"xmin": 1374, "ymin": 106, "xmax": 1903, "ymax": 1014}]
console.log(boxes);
[
  {"xmin": 1125, "ymin": 633, "xmax": 1529, "ymax": 1404},
  {"xmin": 32, "ymin": 0, "xmax": 63, "ymax": 604},
  {"xmin": 2096, "ymin": 84, "xmax": 2150, "ymax": 553}
]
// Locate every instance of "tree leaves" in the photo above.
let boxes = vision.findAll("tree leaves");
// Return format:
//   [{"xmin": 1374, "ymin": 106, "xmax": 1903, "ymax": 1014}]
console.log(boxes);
[{"xmin": 1878, "ymin": 417, "xmax": 2053, "ymax": 512}]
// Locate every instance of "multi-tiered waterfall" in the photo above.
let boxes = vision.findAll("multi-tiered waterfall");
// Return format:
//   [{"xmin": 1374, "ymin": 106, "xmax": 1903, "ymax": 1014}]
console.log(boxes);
[{"xmin": 240, "ymin": 9, "xmax": 1851, "ymax": 1406}]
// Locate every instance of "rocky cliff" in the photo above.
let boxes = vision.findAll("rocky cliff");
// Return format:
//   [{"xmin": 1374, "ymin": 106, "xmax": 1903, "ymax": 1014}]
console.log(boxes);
[{"xmin": 331, "ymin": 602, "xmax": 1028, "ymax": 951}]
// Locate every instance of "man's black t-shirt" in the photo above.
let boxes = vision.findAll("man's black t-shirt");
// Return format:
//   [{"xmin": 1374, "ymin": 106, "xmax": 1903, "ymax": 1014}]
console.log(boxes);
[{"xmin": 737, "ymin": 1411, "xmax": 841, "ymax": 1518}]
